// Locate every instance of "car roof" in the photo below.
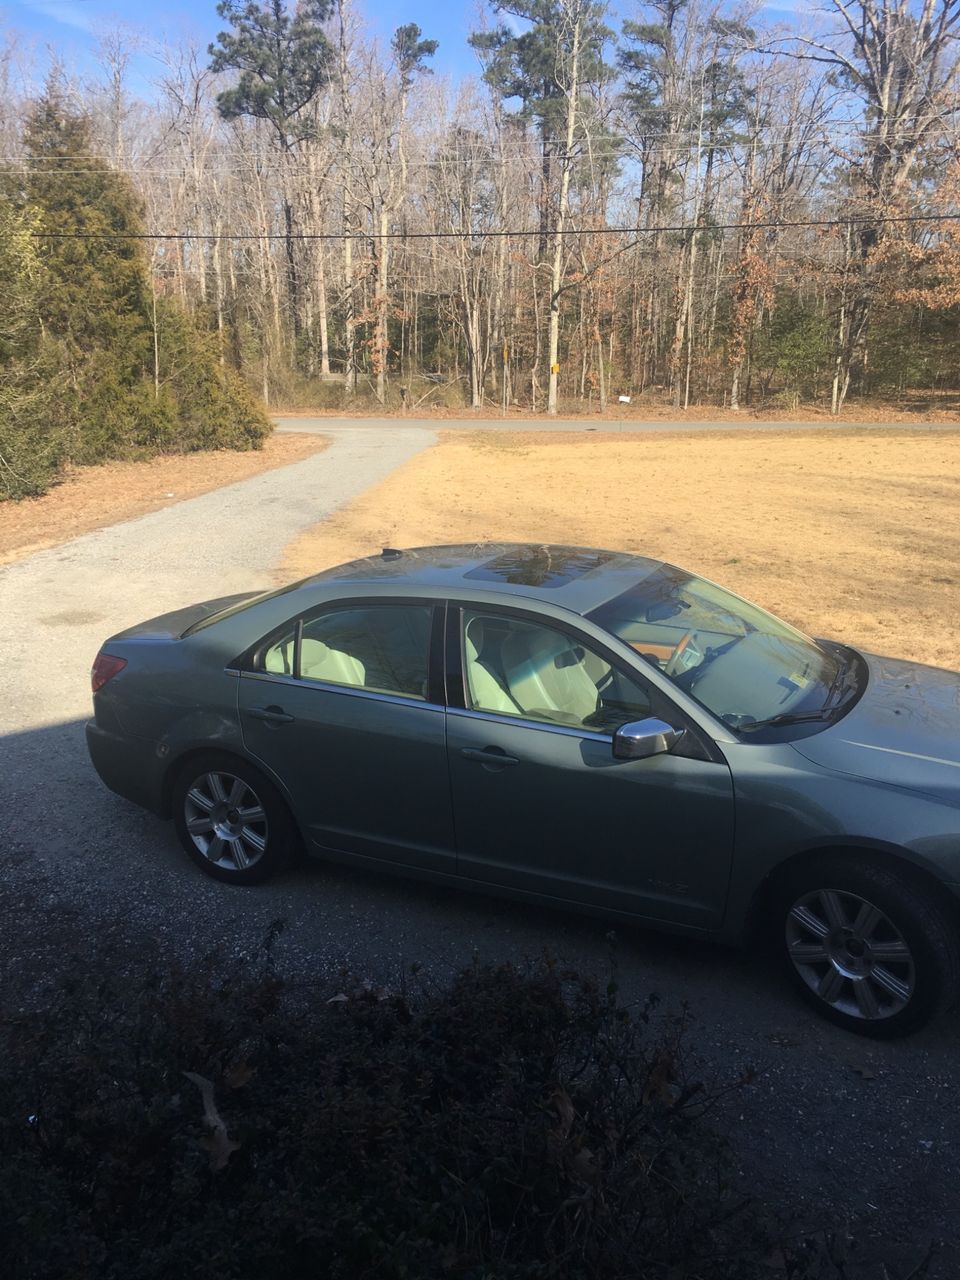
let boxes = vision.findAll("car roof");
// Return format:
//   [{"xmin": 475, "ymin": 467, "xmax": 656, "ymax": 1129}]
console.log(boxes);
[{"xmin": 303, "ymin": 543, "xmax": 665, "ymax": 615}]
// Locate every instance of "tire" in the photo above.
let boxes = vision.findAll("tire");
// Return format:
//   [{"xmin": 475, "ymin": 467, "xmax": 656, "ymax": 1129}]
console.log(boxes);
[
  {"xmin": 773, "ymin": 854, "xmax": 960, "ymax": 1038},
  {"xmin": 171, "ymin": 752, "xmax": 294, "ymax": 885}
]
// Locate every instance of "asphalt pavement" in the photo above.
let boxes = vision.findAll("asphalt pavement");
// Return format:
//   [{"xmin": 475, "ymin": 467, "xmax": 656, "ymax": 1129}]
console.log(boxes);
[{"xmin": 1, "ymin": 419, "xmax": 958, "ymax": 1275}]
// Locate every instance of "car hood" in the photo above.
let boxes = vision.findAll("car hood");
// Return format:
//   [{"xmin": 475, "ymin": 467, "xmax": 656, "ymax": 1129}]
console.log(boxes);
[{"xmin": 790, "ymin": 652, "xmax": 960, "ymax": 805}]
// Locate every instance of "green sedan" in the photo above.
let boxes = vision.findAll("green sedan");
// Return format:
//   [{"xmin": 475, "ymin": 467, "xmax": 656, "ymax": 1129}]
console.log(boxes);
[{"xmin": 87, "ymin": 544, "xmax": 960, "ymax": 1038}]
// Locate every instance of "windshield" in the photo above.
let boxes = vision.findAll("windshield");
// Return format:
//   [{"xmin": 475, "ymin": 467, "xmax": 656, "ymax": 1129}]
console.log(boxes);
[{"xmin": 587, "ymin": 565, "xmax": 843, "ymax": 729}]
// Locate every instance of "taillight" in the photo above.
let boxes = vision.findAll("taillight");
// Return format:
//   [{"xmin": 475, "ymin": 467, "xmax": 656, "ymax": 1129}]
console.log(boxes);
[{"xmin": 91, "ymin": 653, "xmax": 127, "ymax": 693}]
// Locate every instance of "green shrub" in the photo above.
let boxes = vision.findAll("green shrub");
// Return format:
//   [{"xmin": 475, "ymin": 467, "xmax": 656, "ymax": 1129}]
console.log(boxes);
[
  {"xmin": 0, "ymin": 198, "xmax": 69, "ymax": 497},
  {"xmin": 0, "ymin": 356, "xmax": 69, "ymax": 498},
  {"xmin": 753, "ymin": 296, "xmax": 832, "ymax": 406},
  {"xmin": 0, "ymin": 91, "xmax": 270, "ymax": 502},
  {"xmin": 0, "ymin": 946, "xmax": 857, "ymax": 1280},
  {"xmin": 151, "ymin": 302, "xmax": 270, "ymax": 452}
]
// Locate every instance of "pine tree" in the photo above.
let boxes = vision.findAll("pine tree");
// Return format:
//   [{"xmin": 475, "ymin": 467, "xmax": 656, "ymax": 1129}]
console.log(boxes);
[
  {"xmin": 0, "ymin": 84, "xmax": 270, "ymax": 499},
  {"xmin": 209, "ymin": 1, "xmax": 335, "ymax": 344},
  {"xmin": 470, "ymin": 1, "xmax": 612, "ymax": 256},
  {"xmin": 24, "ymin": 92, "xmax": 150, "ymax": 356},
  {"xmin": 0, "ymin": 195, "xmax": 66, "ymax": 497}
]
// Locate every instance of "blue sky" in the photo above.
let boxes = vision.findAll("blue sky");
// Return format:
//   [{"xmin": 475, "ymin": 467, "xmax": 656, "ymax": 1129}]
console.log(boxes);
[
  {"xmin": 3, "ymin": 0, "xmax": 803, "ymax": 95},
  {"xmin": 4, "ymin": 0, "xmax": 489, "ymax": 88}
]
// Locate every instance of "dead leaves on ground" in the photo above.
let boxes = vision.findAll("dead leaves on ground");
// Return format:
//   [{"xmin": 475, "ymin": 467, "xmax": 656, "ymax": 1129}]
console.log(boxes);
[{"xmin": 183, "ymin": 1071, "xmax": 241, "ymax": 1172}]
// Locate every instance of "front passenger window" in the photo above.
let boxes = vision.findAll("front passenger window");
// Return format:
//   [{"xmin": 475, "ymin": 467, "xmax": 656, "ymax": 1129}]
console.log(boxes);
[{"xmin": 462, "ymin": 611, "xmax": 652, "ymax": 733}]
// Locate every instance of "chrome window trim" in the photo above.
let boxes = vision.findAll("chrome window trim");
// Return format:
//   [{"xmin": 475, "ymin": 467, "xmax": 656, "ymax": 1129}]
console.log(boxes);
[
  {"xmin": 239, "ymin": 668, "xmax": 444, "ymax": 712},
  {"xmin": 448, "ymin": 704, "xmax": 613, "ymax": 744}
]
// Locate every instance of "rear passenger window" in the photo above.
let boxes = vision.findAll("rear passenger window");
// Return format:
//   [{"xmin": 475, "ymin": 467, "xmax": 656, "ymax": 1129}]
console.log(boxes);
[{"xmin": 296, "ymin": 605, "xmax": 433, "ymax": 700}]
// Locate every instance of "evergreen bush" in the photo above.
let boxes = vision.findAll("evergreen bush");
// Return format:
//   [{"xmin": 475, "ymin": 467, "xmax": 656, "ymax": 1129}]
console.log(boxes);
[{"xmin": 0, "ymin": 87, "xmax": 270, "ymax": 501}]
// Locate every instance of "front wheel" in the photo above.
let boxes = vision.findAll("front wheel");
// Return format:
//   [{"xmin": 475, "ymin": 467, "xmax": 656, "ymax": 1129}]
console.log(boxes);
[
  {"xmin": 774, "ymin": 855, "xmax": 959, "ymax": 1038},
  {"xmin": 172, "ymin": 753, "xmax": 293, "ymax": 885}
]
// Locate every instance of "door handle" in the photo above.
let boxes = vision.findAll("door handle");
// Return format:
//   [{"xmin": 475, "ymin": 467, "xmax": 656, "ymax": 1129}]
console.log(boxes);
[
  {"xmin": 460, "ymin": 747, "xmax": 519, "ymax": 767},
  {"xmin": 248, "ymin": 705, "xmax": 295, "ymax": 725}
]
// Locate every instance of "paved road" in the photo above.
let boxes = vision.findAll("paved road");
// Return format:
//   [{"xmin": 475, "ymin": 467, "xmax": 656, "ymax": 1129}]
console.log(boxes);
[
  {"xmin": 275, "ymin": 412, "xmax": 960, "ymax": 434},
  {"xmin": 1, "ymin": 420, "xmax": 958, "ymax": 1274}
]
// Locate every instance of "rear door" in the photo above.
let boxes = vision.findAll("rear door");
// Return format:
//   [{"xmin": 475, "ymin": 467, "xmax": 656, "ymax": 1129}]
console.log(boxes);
[{"xmin": 238, "ymin": 599, "xmax": 455, "ymax": 873}]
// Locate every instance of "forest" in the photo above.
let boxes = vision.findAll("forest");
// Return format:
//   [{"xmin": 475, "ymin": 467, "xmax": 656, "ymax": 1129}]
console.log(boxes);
[{"xmin": 3, "ymin": 0, "xmax": 960, "ymax": 495}]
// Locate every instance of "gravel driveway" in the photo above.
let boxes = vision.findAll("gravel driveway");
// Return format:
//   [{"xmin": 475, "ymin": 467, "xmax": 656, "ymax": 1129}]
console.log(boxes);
[{"xmin": 1, "ymin": 421, "xmax": 958, "ymax": 1276}]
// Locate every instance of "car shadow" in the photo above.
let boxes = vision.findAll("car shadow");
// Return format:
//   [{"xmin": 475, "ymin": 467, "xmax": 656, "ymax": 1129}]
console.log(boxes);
[
  {"xmin": 2, "ymin": 715, "xmax": 959, "ymax": 1065},
  {"xmin": 5, "ymin": 716, "xmax": 960, "ymax": 1272}
]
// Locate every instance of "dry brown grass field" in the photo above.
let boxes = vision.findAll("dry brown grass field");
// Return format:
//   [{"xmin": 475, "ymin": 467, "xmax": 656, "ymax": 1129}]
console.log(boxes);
[{"xmin": 280, "ymin": 428, "xmax": 960, "ymax": 671}]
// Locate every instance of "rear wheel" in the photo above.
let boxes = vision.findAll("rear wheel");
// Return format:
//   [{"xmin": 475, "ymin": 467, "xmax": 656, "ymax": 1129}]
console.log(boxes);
[
  {"xmin": 774, "ymin": 855, "xmax": 959, "ymax": 1037},
  {"xmin": 172, "ymin": 753, "xmax": 293, "ymax": 885}
]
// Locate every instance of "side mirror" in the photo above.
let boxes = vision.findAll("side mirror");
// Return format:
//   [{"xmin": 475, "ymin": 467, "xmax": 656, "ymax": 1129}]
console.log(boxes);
[{"xmin": 612, "ymin": 717, "xmax": 685, "ymax": 761}]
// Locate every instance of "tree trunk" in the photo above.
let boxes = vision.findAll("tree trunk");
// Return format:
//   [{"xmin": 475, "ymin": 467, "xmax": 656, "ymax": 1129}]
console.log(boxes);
[
  {"xmin": 343, "ymin": 213, "xmax": 356, "ymax": 394},
  {"xmin": 316, "ymin": 243, "xmax": 331, "ymax": 376},
  {"xmin": 730, "ymin": 359, "xmax": 743, "ymax": 412},
  {"xmin": 547, "ymin": 5, "xmax": 581, "ymax": 417},
  {"xmin": 375, "ymin": 207, "xmax": 389, "ymax": 404},
  {"xmin": 212, "ymin": 221, "xmax": 225, "ymax": 365}
]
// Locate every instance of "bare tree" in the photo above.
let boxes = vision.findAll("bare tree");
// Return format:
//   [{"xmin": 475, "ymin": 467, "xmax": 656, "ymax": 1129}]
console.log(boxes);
[{"xmin": 772, "ymin": 0, "xmax": 960, "ymax": 411}]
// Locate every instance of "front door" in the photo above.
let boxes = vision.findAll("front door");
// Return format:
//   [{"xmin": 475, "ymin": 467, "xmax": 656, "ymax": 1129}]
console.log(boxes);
[
  {"xmin": 447, "ymin": 607, "xmax": 735, "ymax": 928},
  {"xmin": 238, "ymin": 601, "xmax": 455, "ymax": 873}
]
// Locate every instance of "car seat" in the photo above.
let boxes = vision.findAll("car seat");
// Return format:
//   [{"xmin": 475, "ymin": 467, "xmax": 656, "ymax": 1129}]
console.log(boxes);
[
  {"xmin": 501, "ymin": 627, "xmax": 600, "ymax": 725},
  {"xmin": 263, "ymin": 636, "xmax": 365, "ymax": 686},
  {"xmin": 299, "ymin": 638, "xmax": 365, "ymax": 686},
  {"xmin": 464, "ymin": 617, "xmax": 522, "ymax": 714}
]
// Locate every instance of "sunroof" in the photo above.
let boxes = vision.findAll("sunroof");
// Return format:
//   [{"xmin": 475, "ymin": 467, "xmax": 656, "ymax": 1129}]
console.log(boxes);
[{"xmin": 464, "ymin": 547, "xmax": 616, "ymax": 588}]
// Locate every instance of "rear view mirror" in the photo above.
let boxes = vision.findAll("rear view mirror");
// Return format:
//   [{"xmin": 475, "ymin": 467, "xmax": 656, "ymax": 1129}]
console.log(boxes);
[{"xmin": 612, "ymin": 718, "xmax": 685, "ymax": 761}]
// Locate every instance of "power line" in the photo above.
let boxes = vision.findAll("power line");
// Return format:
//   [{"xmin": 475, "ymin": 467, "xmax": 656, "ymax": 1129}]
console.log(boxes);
[{"xmin": 26, "ymin": 211, "xmax": 960, "ymax": 241}]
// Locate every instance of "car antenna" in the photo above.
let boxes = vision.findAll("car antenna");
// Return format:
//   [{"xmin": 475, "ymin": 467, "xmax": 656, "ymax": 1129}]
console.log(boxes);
[{"xmin": 381, "ymin": 547, "xmax": 403, "ymax": 560}]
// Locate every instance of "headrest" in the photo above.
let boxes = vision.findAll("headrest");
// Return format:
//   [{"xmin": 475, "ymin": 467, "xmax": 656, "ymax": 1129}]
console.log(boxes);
[
  {"xmin": 504, "ymin": 626, "xmax": 577, "ymax": 665},
  {"xmin": 465, "ymin": 616, "xmax": 489, "ymax": 653},
  {"xmin": 300, "ymin": 637, "xmax": 330, "ymax": 657}
]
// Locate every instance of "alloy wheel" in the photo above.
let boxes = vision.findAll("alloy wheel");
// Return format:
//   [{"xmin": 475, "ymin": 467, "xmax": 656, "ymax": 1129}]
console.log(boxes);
[
  {"xmin": 785, "ymin": 887, "xmax": 916, "ymax": 1022},
  {"xmin": 183, "ymin": 770, "xmax": 269, "ymax": 873}
]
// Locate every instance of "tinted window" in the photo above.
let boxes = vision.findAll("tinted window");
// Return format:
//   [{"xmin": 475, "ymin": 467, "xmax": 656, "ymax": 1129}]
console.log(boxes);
[
  {"xmin": 300, "ymin": 606, "xmax": 432, "ymax": 699},
  {"xmin": 261, "ymin": 606, "xmax": 433, "ymax": 701},
  {"xmin": 462, "ymin": 610, "xmax": 651, "ymax": 733},
  {"xmin": 262, "ymin": 626, "xmax": 297, "ymax": 676}
]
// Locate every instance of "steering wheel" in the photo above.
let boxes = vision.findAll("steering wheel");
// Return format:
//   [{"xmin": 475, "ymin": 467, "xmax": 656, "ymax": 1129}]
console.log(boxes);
[{"xmin": 664, "ymin": 630, "xmax": 697, "ymax": 677}]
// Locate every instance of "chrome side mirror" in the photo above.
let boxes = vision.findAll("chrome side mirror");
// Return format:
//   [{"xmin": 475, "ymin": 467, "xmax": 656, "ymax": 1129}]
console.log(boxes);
[{"xmin": 612, "ymin": 717, "xmax": 685, "ymax": 760}]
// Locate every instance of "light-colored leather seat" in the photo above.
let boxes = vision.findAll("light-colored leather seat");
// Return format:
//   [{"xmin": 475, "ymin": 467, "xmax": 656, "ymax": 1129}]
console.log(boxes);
[
  {"xmin": 464, "ymin": 617, "xmax": 521, "ymax": 715},
  {"xmin": 264, "ymin": 636, "xmax": 365, "ymax": 687},
  {"xmin": 263, "ymin": 637, "xmax": 295, "ymax": 675},
  {"xmin": 300, "ymin": 638, "xmax": 365, "ymax": 686},
  {"xmin": 502, "ymin": 627, "xmax": 600, "ymax": 725}
]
